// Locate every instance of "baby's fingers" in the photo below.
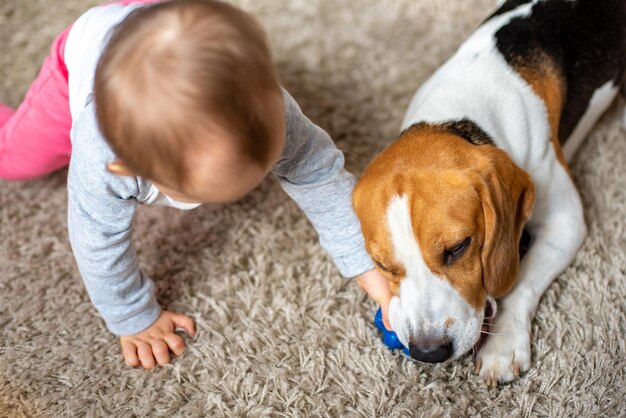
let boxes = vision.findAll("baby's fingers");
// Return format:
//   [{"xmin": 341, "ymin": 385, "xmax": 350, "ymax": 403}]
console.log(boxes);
[
  {"xmin": 151, "ymin": 340, "xmax": 171, "ymax": 366},
  {"xmin": 121, "ymin": 340, "xmax": 140, "ymax": 367},
  {"xmin": 137, "ymin": 341, "xmax": 156, "ymax": 369},
  {"xmin": 165, "ymin": 333, "xmax": 187, "ymax": 357},
  {"xmin": 171, "ymin": 313, "xmax": 196, "ymax": 337}
]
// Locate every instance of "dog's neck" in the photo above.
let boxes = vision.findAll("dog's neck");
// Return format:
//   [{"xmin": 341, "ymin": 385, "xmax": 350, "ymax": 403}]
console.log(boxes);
[{"xmin": 400, "ymin": 4, "xmax": 552, "ymax": 175}]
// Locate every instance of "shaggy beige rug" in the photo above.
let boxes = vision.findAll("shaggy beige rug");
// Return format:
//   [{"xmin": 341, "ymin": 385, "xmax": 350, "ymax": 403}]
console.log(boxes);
[{"xmin": 1, "ymin": 0, "xmax": 624, "ymax": 416}]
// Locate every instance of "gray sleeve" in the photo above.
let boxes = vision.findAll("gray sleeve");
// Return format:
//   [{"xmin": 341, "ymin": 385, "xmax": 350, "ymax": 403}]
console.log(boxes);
[
  {"xmin": 272, "ymin": 91, "xmax": 374, "ymax": 278},
  {"xmin": 67, "ymin": 102, "xmax": 161, "ymax": 335}
]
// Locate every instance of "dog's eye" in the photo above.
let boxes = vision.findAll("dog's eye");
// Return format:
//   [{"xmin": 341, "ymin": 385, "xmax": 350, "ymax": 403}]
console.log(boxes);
[{"xmin": 443, "ymin": 236, "xmax": 471, "ymax": 265}]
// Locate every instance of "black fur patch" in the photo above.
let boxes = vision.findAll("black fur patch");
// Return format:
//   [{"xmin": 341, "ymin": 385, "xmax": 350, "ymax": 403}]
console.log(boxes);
[
  {"xmin": 401, "ymin": 120, "xmax": 494, "ymax": 146},
  {"xmin": 438, "ymin": 119, "xmax": 494, "ymax": 146},
  {"xmin": 519, "ymin": 228, "xmax": 532, "ymax": 259},
  {"xmin": 493, "ymin": 0, "xmax": 626, "ymax": 144}
]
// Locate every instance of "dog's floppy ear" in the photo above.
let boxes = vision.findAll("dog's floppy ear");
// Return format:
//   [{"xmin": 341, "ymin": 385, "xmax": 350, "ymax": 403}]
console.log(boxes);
[{"xmin": 474, "ymin": 149, "xmax": 535, "ymax": 298}]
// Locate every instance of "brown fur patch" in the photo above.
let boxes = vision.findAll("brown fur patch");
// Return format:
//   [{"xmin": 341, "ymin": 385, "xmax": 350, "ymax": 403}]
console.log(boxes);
[{"xmin": 513, "ymin": 56, "xmax": 571, "ymax": 173}]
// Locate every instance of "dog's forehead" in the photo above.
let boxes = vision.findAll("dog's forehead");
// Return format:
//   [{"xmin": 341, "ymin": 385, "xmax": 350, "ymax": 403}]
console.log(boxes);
[
  {"xmin": 412, "ymin": 177, "xmax": 481, "ymax": 224},
  {"xmin": 359, "ymin": 158, "xmax": 484, "ymax": 254},
  {"xmin": 387, "ymin": 174, "xmax": 481, "ymax": 243},
  {"xmin": 385, "ymin": 193, "xmax": 475, "ymax": 263}
]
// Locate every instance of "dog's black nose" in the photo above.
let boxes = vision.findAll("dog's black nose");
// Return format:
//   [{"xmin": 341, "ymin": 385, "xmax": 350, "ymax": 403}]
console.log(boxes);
[{"xmin": 409, "ymin": 339, "xmax": 453, "ymax": 363}]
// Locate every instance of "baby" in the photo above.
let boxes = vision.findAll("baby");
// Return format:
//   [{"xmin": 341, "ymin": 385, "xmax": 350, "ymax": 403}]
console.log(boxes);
[{"xmin": 0, "ymin": 0, "xmax": 392, "ymax": 369}]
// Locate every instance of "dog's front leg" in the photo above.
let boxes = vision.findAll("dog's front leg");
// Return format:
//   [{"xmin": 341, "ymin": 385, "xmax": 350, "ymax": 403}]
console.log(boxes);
[{"xmin": 476, "ymin": 174, "xmax": 586, "ymax": 385}]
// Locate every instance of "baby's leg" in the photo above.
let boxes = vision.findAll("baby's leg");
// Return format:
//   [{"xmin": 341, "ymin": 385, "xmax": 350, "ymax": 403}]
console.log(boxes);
[
  {"xmin": 0, "ymin": 0, "xmax": 164, "ymax": 181},
  {"xmin": 0, "ymin": 26, "xmax": 73, "ymax": 181}
]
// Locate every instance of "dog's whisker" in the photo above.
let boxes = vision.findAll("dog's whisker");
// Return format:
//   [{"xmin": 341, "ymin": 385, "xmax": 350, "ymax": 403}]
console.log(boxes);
[
  {"xmin": 480, "ymin": 330, "xmax": 509, "ymax": 336},
  {"xmin": 484, "ymin": 311, "xmax": 502, "ymax": 320}
]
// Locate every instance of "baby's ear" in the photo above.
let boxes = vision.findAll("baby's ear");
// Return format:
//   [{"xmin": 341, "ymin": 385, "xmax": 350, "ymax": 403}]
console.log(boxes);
[{"xmin": 106, "ymin": 160, "xmax": 136, "ymax": 177}]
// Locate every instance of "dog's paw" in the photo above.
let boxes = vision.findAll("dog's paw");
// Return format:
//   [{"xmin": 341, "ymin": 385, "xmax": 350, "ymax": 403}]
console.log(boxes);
[{"xmin": 474, "ymin": 322, "xmax": 531, "ymax": 386}]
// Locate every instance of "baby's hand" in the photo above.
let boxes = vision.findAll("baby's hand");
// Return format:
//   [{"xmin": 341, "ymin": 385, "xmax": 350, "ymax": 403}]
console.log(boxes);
[
  {"xmin": 120, "ymin": 310, "xmax": 196, "ymax": 369},
  {"xmin": 356, "ymin": 268, "xmax": 393, "ymax": 330}
]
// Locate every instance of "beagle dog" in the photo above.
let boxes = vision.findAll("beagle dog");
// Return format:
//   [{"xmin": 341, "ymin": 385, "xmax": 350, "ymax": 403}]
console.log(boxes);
[{"xmin": 353, "ymin": 0, "xmax": 625, "ymax": 385}]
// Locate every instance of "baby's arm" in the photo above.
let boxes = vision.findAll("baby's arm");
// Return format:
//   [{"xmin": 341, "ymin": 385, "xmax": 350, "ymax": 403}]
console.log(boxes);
[
  {"xmin": 273, "ymin": 91, "xmax": 392, "ymax": 325},
  {"xmin": 67, "ymin": 102, "xmax": 194, "ymax": 368},
  {"xmin": 273, "ymin": 91, "xmax": 373, "ymax": 277}
]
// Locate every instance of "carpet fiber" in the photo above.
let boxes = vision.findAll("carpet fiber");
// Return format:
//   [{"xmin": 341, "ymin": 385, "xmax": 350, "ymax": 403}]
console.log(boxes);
[{"xmin": 1, "ymin": 0, "xmax": 625, "ymax": 416}]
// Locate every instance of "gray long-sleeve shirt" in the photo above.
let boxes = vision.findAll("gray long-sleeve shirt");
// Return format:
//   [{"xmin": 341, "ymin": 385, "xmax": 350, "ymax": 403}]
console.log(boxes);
[{"xmin": 68, "ymin": 92, "xmax": 373, "ymax": 335}]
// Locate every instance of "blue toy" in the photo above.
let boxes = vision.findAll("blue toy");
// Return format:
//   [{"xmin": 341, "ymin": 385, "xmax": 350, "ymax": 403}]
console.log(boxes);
[{"xmin": 374, "ymin": 308, "xmax": 410, "ymax": 356}]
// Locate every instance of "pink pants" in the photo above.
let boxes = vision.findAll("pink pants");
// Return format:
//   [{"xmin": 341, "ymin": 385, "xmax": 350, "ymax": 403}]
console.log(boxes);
[{"xmin": 0, "ymin": 0, "xmax": 160, "ymax": 181}]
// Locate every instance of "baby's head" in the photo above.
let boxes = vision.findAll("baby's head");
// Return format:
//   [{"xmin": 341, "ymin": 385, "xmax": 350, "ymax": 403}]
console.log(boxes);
[{"xmin": 94, "ymin": 0, "xmax": 284, "ymax": 203}]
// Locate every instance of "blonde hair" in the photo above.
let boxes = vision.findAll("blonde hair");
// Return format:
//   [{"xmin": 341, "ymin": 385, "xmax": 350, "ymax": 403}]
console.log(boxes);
[{"xmin": 94, "ymin": 0, "xmax": 281, "ymax": 186}]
